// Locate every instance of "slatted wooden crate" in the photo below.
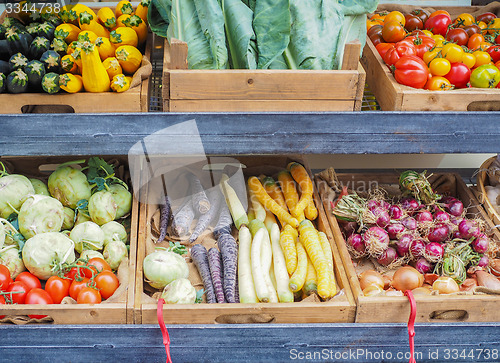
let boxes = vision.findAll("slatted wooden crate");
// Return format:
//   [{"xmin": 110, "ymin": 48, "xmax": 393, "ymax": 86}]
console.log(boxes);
[
  {"xmin": 162, "ymin": 38, "xmax": 366, "ymax": 112},
  {"xmin": 316, "ymin": 171, "xmax": 500, "ymax": 323},
  {"xmin": 362, "ymin": 5, "xmax": 500, "ymax": 111},
  {"xmin": 0, "ymin": 9, "xmax": 151, "ymax": 113},
  {"xmin": 0, "ymin": 155, "xmax": 138, "ymax": 324},
  {"xmin": 134, "ymin": 155, "xmax": 356, "ymax": 324}
]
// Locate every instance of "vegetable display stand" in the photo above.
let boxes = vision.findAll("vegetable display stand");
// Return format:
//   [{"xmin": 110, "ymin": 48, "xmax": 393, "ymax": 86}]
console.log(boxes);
[
  {"xmin": 476, "ymin": 155, "xmax": 500, "ymax": 227},
  {"xmin": 0, "ymin": 155, "xmax": 138, "ymax": 324},
  {"xmin": 362, "ymin": 5, "xmax": 500, "ymax": 111},
  {"xmin": 134, "ymin": 155, "xmax": 355, "ymax": 324},
  {"xmin": 0, "ymin": 10, "xmax": 151, "ymax": 114},
  {"xmin": 162, "ymin": 39, "xmax": 366, "ymax": 112},
  {"xmin": 316, "ymin": 171, "xmax": 500, "ymax": 323}
]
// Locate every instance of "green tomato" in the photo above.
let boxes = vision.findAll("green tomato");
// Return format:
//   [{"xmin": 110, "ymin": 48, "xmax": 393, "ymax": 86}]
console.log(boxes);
[{"xmin": 470, "ymin": 64, "xmax": 500, "ymax": 88}]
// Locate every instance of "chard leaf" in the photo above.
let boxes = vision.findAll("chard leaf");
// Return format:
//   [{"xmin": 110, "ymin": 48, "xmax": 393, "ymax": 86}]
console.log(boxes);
[
  {"xmin": 147, "ymin": 0, "xmax": 172, "ymax": 38},
  {"xmin": 333, "ymin": 14, "xmax": 366, "ymax": 70},
  {"xmin": 253, "ymin": 0, "xmax": 290, "ymax": 69},
  {"xmin": 221, "ymin": 0, "xmax": 257, "ymax": 69}
]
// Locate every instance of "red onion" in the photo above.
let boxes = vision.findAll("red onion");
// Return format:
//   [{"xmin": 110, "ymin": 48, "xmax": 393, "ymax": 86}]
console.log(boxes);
[
  {"xmin": 425, "ymin": 242, "xmax": 444, "ymax": 262},
  {"xmin": 347, "ymin": 233, "xmax": 366, "ymax": 255},
  {"xmin": 395, "ymin": 233, "xmax": 413, "ymax": 256},
  {"xmin": 402, "ymin": 198, "xmax": 420, "ymax": 214},
  {"xmin": 363, "ymin": 227, "xmax": 390, "ymax": 257},
  {"xmin": 410, "ymin": 239, "xmax": 427, "ymax": 259},
  {"xmin": 477, "ymin": 255, "xmax": 489, "ymax": 267},
  {"xmin": 389, "ymin": 204, "xmax": 403, "ymax": 220},
  {"xmin": 415, "ymin": 257, "xmax": 433, "ymax": 274},
  {"xmin": 439, "ymin": 196, "xmax": 464, "ymax": 217},
  {"xmin": 472, "ymin": 234, "xmax": 489, "ymax": 254},
  {"xmin": 449, "ymin": 216, "xmax": 462, "ymax": 226},
  {"xmin": 377, "ymin": 247, "xmax": 398, "ymax": 266},
  {"xmin": 340, "ymin": 221, "xmax": 358, "ymax": 237},
  {"xmin": 428, "ymin": 223, "xmax": 450, "ymax": 243},
  {"xmin": 386, "ymin": 223, "xmax": 405, "ymax": 240},
  {"xmin": 380, "ymin": 200, "xmax": 391, "ymax": 210},
  {"xmin": 433, "ymin": 210, "xmax": 450, "ymax": 223},
  {"xmin": 402, "ymin": 217, "xmax": 418, "ymax": 231},
  {"xmin": 372, "ymin": 207, "xmax": 390, "ymax": 228},
  {"xmin": 367, "ymin": 199, "xmax": 379, "ymax": 211},
  {"xmin": 458, "ymin": 219, "xmax": 481, "ymax": 240},
  {"xmin": 416, "ymin": 210, "xmax": 433, "ymax": 223}
]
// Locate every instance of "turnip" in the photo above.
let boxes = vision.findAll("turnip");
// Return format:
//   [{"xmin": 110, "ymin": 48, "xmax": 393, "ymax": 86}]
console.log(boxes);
[
  {"xmin": 103, "ymin": 239, "xmax": 128, "ymax": 270},
  {"xmin": 0, "ymin": 246, "xmax": 25, "ymax": 278},
  {"xmin": 62, "ymin": 207, "xmax": 75, "ymax": 230},
  {"xmin": 70, "ymin": 221, "xmax": 105, "ymax": 253},
  {"xmin": 88, "ymin": 190, "xmax": 117, "ymax": 226},
  {"xmin": 29, "ymin": 178, "xmax": 49, "ymax": 196},
  {"xmin": 48, "ymin": 166, "xmax": 91, "ymax": 209},
  {"xmin": 109, "ymin": 184, "xmax": 132, "ymax": 219},
  {"xmin": 101, "ymin": 221, "xmax": 127, "ymax": 246},
  {"xmin": 0, "ymin": 173, "xmax": 35, "ymax": 219},
  {"xmin": 18, "ymin": 195, "xmax": 64, "ymax": 239},
  {"xmin": 22, "ymin": 232, "xmax": 76, "ymax": 280},
  {"xmin": 363, "ymin": 227, "xmax": 389, "ymax": 257}
]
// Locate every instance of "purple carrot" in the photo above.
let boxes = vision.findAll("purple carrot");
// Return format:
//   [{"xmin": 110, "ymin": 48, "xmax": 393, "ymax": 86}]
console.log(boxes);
[
  {"xmin": 188, "ymin": 172, "xmax": 210, "ymax": 214},
  {"xmin": 217, "ymin": 232, "xmax": 238, "ymax": 303},
  {"xmin": 207, "ymin": 247, "xmax": 225, "ymax": 303},
  {"xmin": 171, "ymin": 197, "xmax": 195, "ymax": 237},
  {"xmin": 213, "ymin": 202, "xmax": 233, "ymax": 240},
  {"xmin": 190, "ymin": 244, "xmax": 216, "ymax": 304},
  {"xmin": 189, "ymin": 188, "xmax": 223, "ymax": 243},
  {"xmin": 157, "ymin": 195, "xmax": 172, "ymax": 243}
]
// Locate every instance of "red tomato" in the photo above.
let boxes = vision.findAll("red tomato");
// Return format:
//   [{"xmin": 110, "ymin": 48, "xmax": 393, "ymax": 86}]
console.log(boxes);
[
  {"xmin": 94, "ymin": 271, "xmax": 119, "ymax": 300},
  {"xmin": 394, "ymin": 55, "xmax": 430, "ymax": 89},
  {"xmin": 425, "ymin": 14, "xmax": 452, "ymax": 37},
  {"xmin": 77, "ymin": 287, "xmax": 102, "ymax": 304},
  {"xmin": 369, "ymin": 34, "xmax": 385, "ymax": 47},
  {"xmin": 0, "ymin": 265, "xmax": 12, "ymax": 291},
  {"xmin": 367, "ymin": 24, "xmax": 383, "ymax": 39},
  {"xmin": 87, "ymin": 258, "xmax": 112, "ymax": 277},
  {"xmin": 383, "ymin": 42, "xmax": 416, "ymax": 66},
  {"xmin": 476, "ymin": 12, "xmax": 497, "ymax": 25},
  {"xmin": 446, "ymin": 28, "xmax": 469, "ymax": 47},
  {"xmin": 496, "ymin": 33, "xmax": 500, "ymax": 45},
  {"xmin": 15, "ymin": 271, "xmax": 41, "ymax": 292},
  {"xmin": 69, "ymin": 278, "xmax": 90, "ymax": 300},
  {"xmin": 375, "ymin": 43, "xmax": 394, "ymax": 59},
  {"xmin": 382, "ymin": 21, "xmax": 406, "ymax": 43},
  {"xmin": 399, "ymin": 35, "xmax": 435, "ymax": 58},
  {"xmin": 25, "ymin": 288, "xmax": 53, "ymax": 319},
  {"xmin": 445, "ymin": 62, "xmax": 471, "ymax": 89},
  {"xmin": 486, "ymin": 46, "xmax": 500, "ymax": 63},
  {"xmin": 45, "ymin": 276, "xmax": 71, "ymax": 304},
  {"xmin": 5, "ymin": 281, "xmax": 29, "ymax": 304},
  {"xmin": 64, "ymin": 267, "xmax": 85, "ymax": 281},
  {"xmin": 463, "ymin": 24, "xmax": 482, "ymax": 38},
  {"xmin": 404, "ymin": 14, "xmax": 424, "ymax": 32},
  {"xmin": 0, "ymin": 295, "xmax": 5, "ymax": 318},
  {"xmin": 429, "ymin": 10, "xmax": 451, "ymax": 21},
  {"xmin": 411, "ymin": 9, "xmax": 430, "ymax": 24}
]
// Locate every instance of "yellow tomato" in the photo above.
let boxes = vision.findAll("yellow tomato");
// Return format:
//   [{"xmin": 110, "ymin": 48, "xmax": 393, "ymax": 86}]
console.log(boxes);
[
  {"xmin": 370, "ymin": 13, "xmax": 386, "ymax": 23},
  {"xmin": 461, "ymin": 53, "xmax": 476, "ymax": 69},
  {"xmin": 487, "ymin": 18, "xmax": 500, "ymax": 34},
  {"xmin": 421, "ymin": 30, "xmax": 434, "ymax": 37},
  {"xmin": 478, "ymin": 21, "xmax": 488, "ymax": 35},
  {"xmin": 453, "ymin": 13, "xmax": 475, "ymax": 27},
  {"xmin": 479, "ymin": 42, "xmax": 493, "ymax": 51},
  {"xmin": 366, "ymin": 19, "xmax": 381, "ymax": 31},
  {"xmin": 423, "ymin": 48, "xmax": 441, "ymax": 65},
  {"xmin": 429, "ymin": 57, "xmax": 451, "ymax": 76},
  {"xmin": 384, "ymin": 11, "xmax": 406, "ymax": 26},
  {"xmin": 473, "ymin": 50, "xmax": 492, "ymax": 67},
  {"xmin": 431, "ymin": 34, "xmax": 446, "ymax": 42},
  {"xmin": 442, "ymin": 43, "xmax": 464, "ymax": 63}
]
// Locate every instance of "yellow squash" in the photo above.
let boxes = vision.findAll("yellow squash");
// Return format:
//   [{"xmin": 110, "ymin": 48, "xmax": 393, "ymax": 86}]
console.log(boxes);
[
  {"xmin": 59, "ymin": 73, "xmax": 84, "ymax": 93},
  {"xmin": 54, "ymin": 23, "xmax": 80, "ymax": 44},
  {"xmin": 110, "ymin": 27, "xmax": 138, "ymax": 48},
  {"xmin": 110, "ymin": 74, "xmax": 131, "ymax": 93},
  {"xmin": 97, "ymin": 7, "xmax": 117, "ymax": 30},
  {"xmin": 123, "ymin": 15, "xmax": 148, "ymax": 46},
  {"xmin": 79, "ymin": 11, "xmax": 110, "ymax": 38},
  {"xmin": 61, "ymin": 4, "xmax": 97, "ymax": 25},
  {"xmin": 115, "ymin": 0, "xmax": 134, "ymax": 18},
  {"xmin": 115, "ymin": 45, "xmax": 143, "ymax": 74},
  {"xmin": 116, "ymin": 14, "xmax": 132, "ymax": 28},
  {"xmin": 103, "ymin": 57, "xmax": 123, "ymax": 79},
  {"xmin": 78, "ymin": 30, "xmax": 98, "ymax": 44},
  {"xmin": 95, "ymin": 37, "xmax": 116, "ymax": 61},
  {"xmin": 135, "ymin": 0, "xmax": 150, "ymax": 24},
  {"xmin": 60, "ymin": 54, "xmax": 78, "ymax": 73},
  {"xmin": 80, "ymin": 41, "xmax": 111, "ymax": 92}
]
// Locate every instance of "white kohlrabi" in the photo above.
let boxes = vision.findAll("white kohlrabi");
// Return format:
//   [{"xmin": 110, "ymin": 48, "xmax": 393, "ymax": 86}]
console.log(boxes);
[
  {"xmin": 88, "ymin": 190, "xmax": 117, "ymax": 225},
  {"xmin": 161, "ymin": 278, "xmax": 196, "ymax": 304},
  {"xmin": 101, "ymin": 221, "xmax": 127, "ymax": 246},
  {"xmin": 103, "ymin": 240, "xmax": 128, "ymax": 270},
  {"xmin": 29, "ymin": 178, "xmax": 50, "ymax": 196},
  {"xmin": 143, "ymin": 249, "xmax": 189, "ymax": 289},
  {"xmin": 0, "ymin": 173, "xmax": 35, "ymax": 219},
  {"xmin": 48, "ymin": 166, "xmax": 92, "ymax": 209},
  {"xmin": 109, "ymin": 184, "xmax": 132, "ymax": 219},
  {"xmin": 70, "ymin": 221, "xmax": 105, "ymax": 253},
  {"xmin": 18, "ymin": 195, "xmax": 65, "ymax": 239},
  {"xmin": 80, "ymin": 249, "xmax": 104, "ymax": 261},
  {"xmin": 0, "ymin": 245, "xmax": 25, "ymax": 279}
]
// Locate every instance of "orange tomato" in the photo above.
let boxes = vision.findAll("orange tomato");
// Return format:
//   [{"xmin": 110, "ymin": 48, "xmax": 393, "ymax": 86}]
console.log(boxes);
[
  {"xmin": 429, "ymin": 10, "xmax": 451, "ymax": 20},
  {"xmin": 367, "ymin": 19, "xmax": 382, "ymax": 31},
  {"xmin": 468, "ymin": 33, "xmax": 485, "ymax": 50},
  {"xmin": 384, "ymin": 11, "xmax": 405, "ymax": 26},
  {"xmin": 370, "ymin": 13, "xmax": 387, "ymax": 23},
  {"xmin": 479, "ymin": 42, "xmax": 493, "ymax": 51},
  {"xmin": 425, "ymin": 76, "xmax": 453, "ymax": 90},
  {"xmin": 477, "ymin": 21, "xmax": 488, "ymax": 35}
]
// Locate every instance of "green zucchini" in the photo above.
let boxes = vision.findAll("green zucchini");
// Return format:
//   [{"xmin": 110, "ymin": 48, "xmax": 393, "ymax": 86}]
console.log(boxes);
[
  {"xmin": 1, "ymin": 18, "xmax": 24, "ymax": 30},
  {"xmin": 30, "ymin": 36, "xmax": 50, "ymax": 60},
  {"xmin": 0, "ymin": 73, "xmax": 6, "ymax": 93},
  {"xmin": 25, "ymin": 22, "xmax": 41, "ymax": 38},
  {"xmin": 24, "ymin": 60, "xmax": 46, "ymax": 89},
  {"xmin": 3, "ymin": 30, "xmax": 32, "ymax": 58},
  {"xmin": 41, "ymin": 72, "xmax": 60, "ymax": 94},
  {"xmin": 0, "ymin": 24, "xmax": 6, "ymax": 40},
  {"xmin": 51, "ymin": 37, "xmax": 67, "ymax": 56},
  {"xmin": 9, "ymin": 52, "xmax": 28, "ymax": 70},
  {"xmin": 6, "ymin": 69, "xmax": 28, "ymax": 94},
  {"xmin": 40, "ymin": 49, "xmax": 60, "ymax": 73},
  {"xmin": 46, "ymin": 14, "xmax": 63, "ymax": 27},
  {"xmin": 0, "ymin": 60, "xmax": 10, "ymax": 74},
  {"xmin": 37, "ymin": 22, "xmax": 55, "ymax": 41},
  {"xmin": 28, "ymin": 11, "xmax": 43, "ymax": 24}
]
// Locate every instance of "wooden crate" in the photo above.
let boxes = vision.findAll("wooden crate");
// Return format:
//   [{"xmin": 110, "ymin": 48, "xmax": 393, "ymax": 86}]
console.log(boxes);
[
  {"xmin": 135, "ymin": 155, "xmax": 356, "ymax": 324},
  {"xmin": 316, "ymin": 171, "xmax": 500, "ymax": 323},
  {"xmin": 476, "ymin": 156, "xmax": 500, "ymax": 227},
  {"xmin": 362, "ymin": 5, "xmax": 500, "ymax": 111},
  {"xmin": 0, "ymin": 10, "xmax": 151, "ymax": 113},
  {"xmin": 0, "ymin": 155, "xmax": 138, "ymax": 324},
  {"xmin": 162, "ymin": 38, "xmax": 366, "ymax": 112}
]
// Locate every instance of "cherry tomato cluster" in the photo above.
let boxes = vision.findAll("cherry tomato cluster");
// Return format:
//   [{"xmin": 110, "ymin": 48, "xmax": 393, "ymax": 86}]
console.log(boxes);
[
  {"xmin": 367, "ymin": 9, "xmax": 500, "ymax": 90},
  {"xmin": 0, "ymin": 258, "xmax": 119, "ymax": 319}
]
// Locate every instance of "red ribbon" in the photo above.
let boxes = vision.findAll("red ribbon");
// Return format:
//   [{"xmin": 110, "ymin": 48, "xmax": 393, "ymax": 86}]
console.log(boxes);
[
  {"xmin": 404, "ymin": 290, "xmax": 417, "ymax": 363},
  {"xmin": 157, "ymin": 298, "xmax": 172, "ymax": 363}
]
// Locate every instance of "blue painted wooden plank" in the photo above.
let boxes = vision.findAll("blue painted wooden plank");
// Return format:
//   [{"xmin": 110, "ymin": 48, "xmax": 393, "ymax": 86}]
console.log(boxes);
[
  {"xmin": 0, "ymin": 323, "xmax": 499, "ymax": 362},
  {"xmin": 0, "ymin": 112, "xmax": 499, "ymax": 156}
]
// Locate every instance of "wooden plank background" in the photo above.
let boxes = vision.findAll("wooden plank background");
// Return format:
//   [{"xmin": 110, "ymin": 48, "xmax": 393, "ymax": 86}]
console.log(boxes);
[{"xmin": 0, "ymin": 112, "xmax": 499, "ymax": 156}]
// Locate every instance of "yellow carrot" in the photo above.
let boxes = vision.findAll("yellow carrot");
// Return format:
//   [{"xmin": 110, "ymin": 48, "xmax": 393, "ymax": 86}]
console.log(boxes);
[
  {"xmin": 288, "ymin": 162, "xmax": 314, "ymax": 220},
  {"xmin": 298, "ymin": 220, "xmax": 332, "ymax": 300},
  {"xmin": 288, "ymin": 240, "xmax": 307, "ymax": 292},
  {"xmin": 277, "ymin": 171, "xmax": 305, "ymax": 222},
  {"xmin": 302, "ymin": 254, "xmax": 318, "ymax": 296},
  {"xmin": 262, "ymin": 176, "xmax": 289, "ymax": 212},
  {"xmin": 318, "ymin": 231, "xmax": 337, "ymax": 297},
  {"xmin": 247, "ymin": 177, "xmax": 299, "ymax": 228},
  {"xmin": 279, "ymin": 224, "xmax": 298, "ymax": 275},
  {"xmin": 305, "ymin": 200, "xmax": 318, "ymax": 221}
]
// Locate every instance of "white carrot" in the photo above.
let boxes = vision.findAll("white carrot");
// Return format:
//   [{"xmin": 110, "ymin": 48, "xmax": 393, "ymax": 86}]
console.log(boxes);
[
  {"xmin": 219, "ymin": 173, "xmax": 248, "ymax": 230},
  {"xmin": 238, "ymin": 226, "xmax": 258, "ymax": 303},
  {"xmin": 270, "ymin": 223, "xmax": 294, "ymax": 303},
  {"xmin": 251, "ymin": 228, "xmax": 271, "ymax": 303}
]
